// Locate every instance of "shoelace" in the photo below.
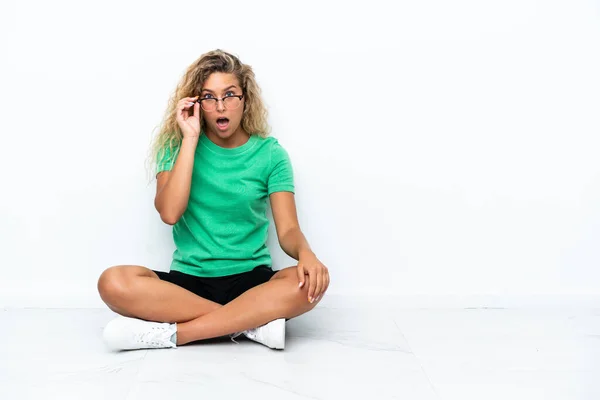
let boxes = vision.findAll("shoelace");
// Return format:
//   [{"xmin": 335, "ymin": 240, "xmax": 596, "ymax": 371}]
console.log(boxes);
[
  {"xmin": 230, "ymin": 328, "xmax": 258, "ymax": 345},
  {"xmin": 136, "ymin": 326, "xmax": 168, "ymax": 346},
  {"xmin": 230, "ymin": 331, "xmax": 244, "ymax": 344}
]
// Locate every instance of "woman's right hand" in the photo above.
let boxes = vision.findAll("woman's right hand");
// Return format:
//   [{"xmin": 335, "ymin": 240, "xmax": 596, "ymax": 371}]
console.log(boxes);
[{"xmin": 175, "ymin": 96, "xmax": 201, "ymax": 139}]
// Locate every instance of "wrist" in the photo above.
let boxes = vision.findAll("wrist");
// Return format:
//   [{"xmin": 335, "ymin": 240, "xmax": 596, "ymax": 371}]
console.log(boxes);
[
  {"xmin": 181, "ymin": 136, "xmax": 199, "ymax": 146},
  {"xmin": 299, "ymin": 248, "xmax": 314, "ymax": 259}
]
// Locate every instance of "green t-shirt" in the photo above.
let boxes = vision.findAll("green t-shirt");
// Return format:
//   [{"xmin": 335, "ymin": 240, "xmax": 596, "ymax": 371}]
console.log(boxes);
[{"xmin": 156, "ymin": 133, "xmax": 295, "ymax": 277}]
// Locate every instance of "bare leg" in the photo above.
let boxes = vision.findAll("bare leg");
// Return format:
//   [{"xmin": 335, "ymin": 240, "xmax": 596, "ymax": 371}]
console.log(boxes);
[
  {"xmin": 176, "ymin": 266, "xmax": 324, "ymax": 345},
  {"xmin": 97, "ymin": 265, "xmax": 221, "ymax": 323}
]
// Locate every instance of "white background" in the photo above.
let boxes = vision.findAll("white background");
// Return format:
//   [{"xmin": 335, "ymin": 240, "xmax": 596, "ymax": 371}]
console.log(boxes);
[{"xmin": 0, "ymin": 0, "xmax": 599, "ymax": 307}]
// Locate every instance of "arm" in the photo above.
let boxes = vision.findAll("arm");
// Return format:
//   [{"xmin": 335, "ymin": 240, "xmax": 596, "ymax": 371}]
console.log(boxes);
[
  {"xmin": 270, "ymin": 191, "xmax": 330, "ymax": 302},
  {"xmin": 270, "ymin": 192, "xmax": 312, "ymax": 261},
  {"xmin": 154, "ymin": 137, "xmax": 198, "ymax": 225}
]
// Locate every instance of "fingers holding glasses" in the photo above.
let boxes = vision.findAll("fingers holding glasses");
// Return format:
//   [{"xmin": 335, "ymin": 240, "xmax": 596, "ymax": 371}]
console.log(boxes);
[{"xmin": 176, "ymin": 96, "xmax": 201, "ymax": 138}]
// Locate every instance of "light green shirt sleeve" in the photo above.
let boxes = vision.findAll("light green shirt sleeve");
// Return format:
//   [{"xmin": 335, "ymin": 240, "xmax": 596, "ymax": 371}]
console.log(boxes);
[{"xmin": 267, "ymin": 141, "xmax": 295, "ymax": 195}]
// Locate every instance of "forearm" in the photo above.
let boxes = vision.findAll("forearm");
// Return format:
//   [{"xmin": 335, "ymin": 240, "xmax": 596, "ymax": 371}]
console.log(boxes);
[
  {"xmin": 155, "ymin": 137, "xmax": 198, "ymax": 224},
  {"xmin": 279, "ymin": 227, "xmax": 313, "ymax": 261}
]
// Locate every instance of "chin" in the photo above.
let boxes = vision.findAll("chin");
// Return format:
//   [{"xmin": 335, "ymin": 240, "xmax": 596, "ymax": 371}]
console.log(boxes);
[{"xmin": 217, "ymin": 130, "xmax": 234, "ymax": 139}]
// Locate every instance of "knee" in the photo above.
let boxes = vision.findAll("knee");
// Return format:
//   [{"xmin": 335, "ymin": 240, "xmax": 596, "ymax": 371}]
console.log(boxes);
[
  {"xmin": 97, "ymin": 266, "xmax": 130, "ymax": 305},
  {"xmin": 297, "ymin": 269, "xmax": 330, "ymax": 308},
  {"xmin": 285, "ymin": 275, "xmax": 324, "ymax": 312}
]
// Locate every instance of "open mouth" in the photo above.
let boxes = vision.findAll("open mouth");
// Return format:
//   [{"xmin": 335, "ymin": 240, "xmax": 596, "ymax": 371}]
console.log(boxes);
[{"xmin": 216, "ymin": 117, "xmax": 230, "ymax": 130}]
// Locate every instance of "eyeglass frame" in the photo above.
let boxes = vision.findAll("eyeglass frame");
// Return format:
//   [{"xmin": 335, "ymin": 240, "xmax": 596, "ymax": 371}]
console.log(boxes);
[{"xmin": 196, "ymin": 94, "xmax": 245, "ymax": 111}]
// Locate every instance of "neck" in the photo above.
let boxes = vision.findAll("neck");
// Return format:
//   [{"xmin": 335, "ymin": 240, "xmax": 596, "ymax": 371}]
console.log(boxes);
[{"xmin": 205, "ymin": 127, "xmax": 250, "ymax": 148}]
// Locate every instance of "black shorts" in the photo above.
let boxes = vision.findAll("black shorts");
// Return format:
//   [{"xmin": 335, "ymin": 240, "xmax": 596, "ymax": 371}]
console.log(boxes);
[{"xmin": 153, "ymin": 265, "xmax": 276, "ymax": 305}]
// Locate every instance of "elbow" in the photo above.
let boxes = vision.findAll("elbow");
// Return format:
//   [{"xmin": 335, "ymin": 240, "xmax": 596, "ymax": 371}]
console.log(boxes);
[
  {"xmin": 156, "ymin": 204, "xmax": 181, "ymax": 225},
  {"xmin": 155, "ymin": 197, "xmax": 187, "ymax": 225},
  {"xmin": 160, "ymin": 211, "xmax": 180, "ymax": 226},
  {"xmin": 161, "ymin": 215, "xmax": 178, "ymax": 226}
]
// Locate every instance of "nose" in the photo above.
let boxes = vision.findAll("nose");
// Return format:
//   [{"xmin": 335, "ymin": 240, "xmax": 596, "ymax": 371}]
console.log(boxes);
[{"xmin": 216, "ymin": 99, "xmax": 225, "ymax": 112}]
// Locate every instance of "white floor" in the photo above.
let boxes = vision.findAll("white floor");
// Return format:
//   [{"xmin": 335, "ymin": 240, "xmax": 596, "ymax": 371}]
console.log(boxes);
[{"xmin": 1, "ymin": 305, "xmax": 599, "ymax": 400}]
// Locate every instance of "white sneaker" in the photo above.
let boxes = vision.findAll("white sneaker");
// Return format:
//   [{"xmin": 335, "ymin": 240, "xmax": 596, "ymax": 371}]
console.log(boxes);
[
  {"xmin": 103, "ymin": 316, "xmax": 177, "ymax": 351},
  {"xmin": 233, "ymin": 318, "xmax": 285, "ymax": 350}
]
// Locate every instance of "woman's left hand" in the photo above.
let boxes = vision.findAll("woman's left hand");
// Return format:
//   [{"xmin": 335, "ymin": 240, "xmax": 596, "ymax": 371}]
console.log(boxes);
[{"xmin": 296, "ymin": 251, "xmax": 330, "ymax": 303}]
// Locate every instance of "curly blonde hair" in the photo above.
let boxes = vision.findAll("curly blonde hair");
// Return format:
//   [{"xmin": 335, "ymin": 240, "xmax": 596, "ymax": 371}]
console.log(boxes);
[{"xmin": 145, "ymin": 49, "xmax": 270, "ymax": 182}]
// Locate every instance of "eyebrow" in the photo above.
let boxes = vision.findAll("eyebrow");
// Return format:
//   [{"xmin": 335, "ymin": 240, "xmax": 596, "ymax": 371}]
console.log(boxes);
[{"xmin": 201, "ymin": 85, "xmax": 238, "ymax": 93}]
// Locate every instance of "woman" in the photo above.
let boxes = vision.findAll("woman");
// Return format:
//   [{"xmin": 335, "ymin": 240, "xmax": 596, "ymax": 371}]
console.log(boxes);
[{"xmin": 97, "ymin": 49, "xmax": 330, "ymax": 351}]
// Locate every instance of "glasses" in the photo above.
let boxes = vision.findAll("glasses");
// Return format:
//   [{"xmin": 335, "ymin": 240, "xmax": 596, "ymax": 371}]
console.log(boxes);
[{"xmin": 198, "ymin": 94, "xmax": 244, "ymax": 111}]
